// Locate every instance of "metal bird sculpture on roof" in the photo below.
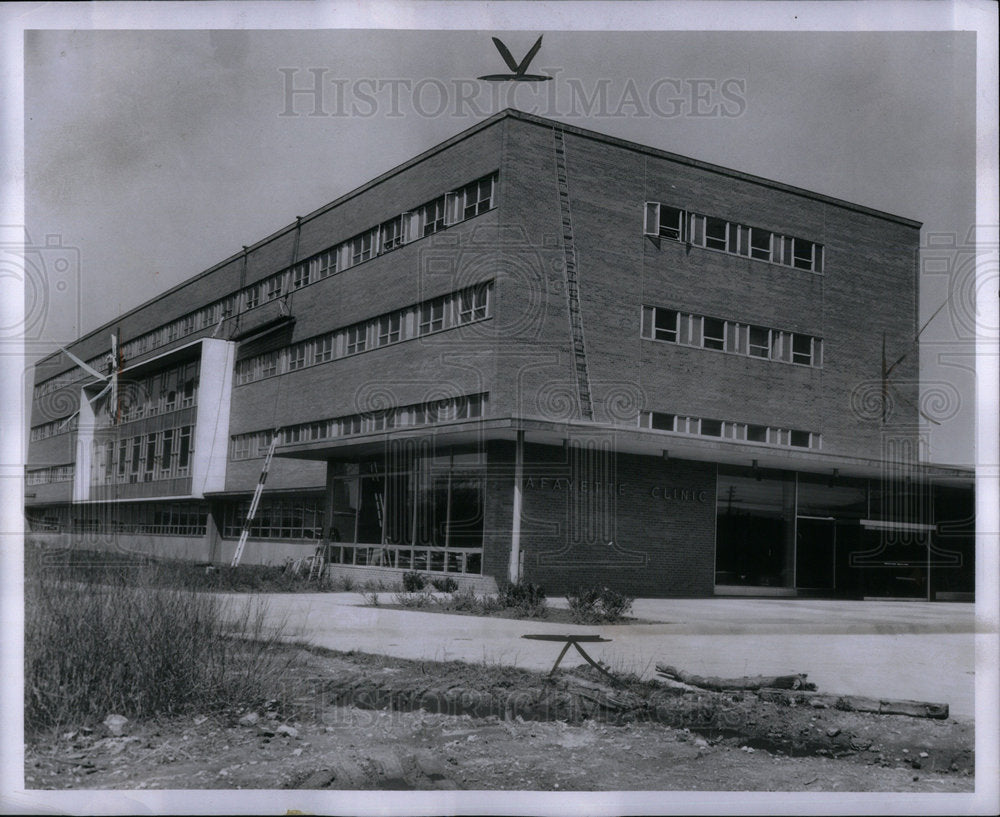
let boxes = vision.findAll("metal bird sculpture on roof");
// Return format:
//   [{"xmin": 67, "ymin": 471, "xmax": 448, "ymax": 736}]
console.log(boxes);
[{"xmin": 479, "ymin": 35, "xmax": 552, "ymax": 82}]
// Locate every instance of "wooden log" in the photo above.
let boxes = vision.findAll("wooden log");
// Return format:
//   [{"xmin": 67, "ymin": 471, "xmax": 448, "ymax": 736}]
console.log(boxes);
[
  {"xmin": 655, "ymin": 664, "xmax": 816, "ymax": 692},
  {"xmin": 755, "ymin": 688, "xmax": 949, "ymax": 720}
]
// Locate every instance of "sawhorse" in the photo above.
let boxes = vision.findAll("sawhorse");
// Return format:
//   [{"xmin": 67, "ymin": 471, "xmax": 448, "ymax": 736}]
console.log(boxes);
[{"xmin": 521, "ymin": 633, "xmax": 620, "ymax": 685}]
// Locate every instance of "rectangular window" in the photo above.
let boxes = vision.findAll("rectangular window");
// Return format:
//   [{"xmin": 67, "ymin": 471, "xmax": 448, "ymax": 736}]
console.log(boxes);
[
  {"xmin": 460, "ymin": 175, "xmax": 495, "ymax": 220},
  {"xmin": 260, "ymin": 352, "xmax": 278, "ymax": 378},
  {"xmin": 380, "ymin": 217, "xmax": 403, "ymax": 252},
  {"xmin": 654, "ymin": 308, "xmax": 678, "ymax": 342},
  {"xmin": 459, "ymin": 286, "xmax": 489, "ymax": 323},
  {"xmin": 792, "ymin": 333, "xmax": 813, "ymax": 365},
  {"xmin": 143, "ymin": 435, "xmax": 157, "ymax": 480},
  {"xmin": 160, "ymin": 429, "xmax": 174, "ymax": 477},
  {"xmin": 178, "ymin": 427, "xmax": 192, "ymax": 471},
  {"xmin": 292, "ymin": 263, "xmax": 310, "ymax": 289},
  {"xmin": 790, "ymin": 430, "xmax": 811, "ymax": 448},
  {"xmin": 750, "ymin": 228, "xmax": 773, "ymax": 261},
  {"xmin": 377, "ymin": 314, "xmax": 401, "ymax": 346},
  {"xmin": 419, "ymin": 299, "xmax": 445, "ymax": 334},
  {"xmin": 346, "ymin": 324, "xmax": 367, "ymax": 354},
  {"xmin": 287, "ymin": 344, "xmax": 307, "ymax": 371},
  {"xmin": 793, "ymin": 238, "xmax": 817, "ymax": 271},
  {"xmin": 650, "ymin": 411, "xmax": 675, "ymax": 431},
  {"xmin": 265, "ymin": 275, "xmax": 284, "ymax": 302},
  {"xmin": 316, "ymin": 249, "xmax": 336, "ymax": 279},
  {"xmin": 351, "ymin": 230, "xmax": 376, "ymax": 265},
  {"xmin": 689, "ymin": 213, "xmax": 705, "ymax": 246},
  {"xmin": 659, "ymin": 206, "xmax": 685, "ymax": 241},
  {"xmin": 245, "ymin": 285, "xmax": 260, "ymax": 310},
  {"xmin": 748, "ymin": 326, "xmax": 771, "ymax": 358},
  {"xmin": 314, "ymin": 335, "xmax": 334, "ymax": 363},
  {"xmin": 420, "ymin": 196, "xmax": 447, "ymax": 236},
  {"xmin": 703, "ymin": 317, "xmax": 725, "ymax": 351},
  {"xmin": 704, "ymin": 217, "xmax": 728, "ymax": 251},
  {"xmin": 700, "ymin": 418, "xmax": 723, "ymax": 437}
]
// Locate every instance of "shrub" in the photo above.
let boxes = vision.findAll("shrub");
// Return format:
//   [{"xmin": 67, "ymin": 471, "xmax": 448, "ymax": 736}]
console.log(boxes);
[
  {"xmin": 497, "ymin": 580, "xmax": 548, "ymax": 618},
  {"xmin": 598, "ymin": 587, "xmax": 635, "ymax": 623},
  {"xmin": 567, "ymin": 585, "xmax": 635, "ymax": 624},
  {"xmin": 402, "ymin": 570, "xmax": 427, "ymax": 592},
  {"xmin": 431, "ymin": 576, "xmax": 458, "ymax": 593},
  {"xmin": 392, "ymin": 590, "xmax": 434, "ymax": 608},
  {"xmin": 567, "ymin": 586, "xmax": 603, "ymax": 624},
  {"xmin": 24, "ymin": 564, "xmax": 295, "ymax": 733}
]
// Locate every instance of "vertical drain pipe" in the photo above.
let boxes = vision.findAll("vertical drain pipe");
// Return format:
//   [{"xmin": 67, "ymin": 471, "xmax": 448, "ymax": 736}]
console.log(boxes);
[{"xmin": 508, "ymin": 429, "xmax": 524, "ymax": 583}]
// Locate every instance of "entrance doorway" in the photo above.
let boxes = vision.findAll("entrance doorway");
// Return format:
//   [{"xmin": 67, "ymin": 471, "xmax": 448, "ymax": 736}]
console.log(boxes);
[{"xmin": 795, "ymin": 517, "xmax": 835, "ymax": 590}]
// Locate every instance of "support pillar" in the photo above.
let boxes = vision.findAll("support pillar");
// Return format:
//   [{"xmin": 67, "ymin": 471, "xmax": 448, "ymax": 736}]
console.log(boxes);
[{"xmin": 508, "ymin": 430, "xmax": 524, "ymax": 583}]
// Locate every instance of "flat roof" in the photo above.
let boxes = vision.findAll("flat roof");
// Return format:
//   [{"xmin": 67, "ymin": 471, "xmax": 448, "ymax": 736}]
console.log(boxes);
[{"xmin": 36, "ymin": 109, "xmax": 922, "ymax": 371}]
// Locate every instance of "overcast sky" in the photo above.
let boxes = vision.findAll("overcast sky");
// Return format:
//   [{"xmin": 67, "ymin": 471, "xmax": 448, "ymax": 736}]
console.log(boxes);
[{"xmin": 23, "ymin": 27, "xmax": 978, "ymax": 464}]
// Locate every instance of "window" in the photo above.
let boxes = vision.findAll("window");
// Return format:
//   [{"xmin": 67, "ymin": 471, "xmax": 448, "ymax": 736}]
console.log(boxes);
[
  {"xmin": 316, "ymin": 249, "xmax": 336, "ymax": 279},
  {"xmin": 314, "ymin": 335, "xmax": 334, "ymax": 363},
  {"xmin": 792, "ymin": 238, "xmax": 819, "ymax": 271},
  {"xmin": 160, "ymin": 429, "xmax": 174, "ymax": 477},
  {"xmin": 790, "ymin": 430, "xmax": 811, "ymax": 448},
  {"xmin": 748, "ymin": 326, "xmax": 771, "ymax": 358},
  {"xmin": 746, "ymin": 424, "xmax": 768, "ymax": 443},
  {"xmin": 178, "ymin": 427, "xmax": 192, "ymax": 472},
  {"xmin": 346, "ymin": 324, "xmax": 367, "ymax": 354},
  {"xmin": 654, "ymin": 308, "xmax": 678, "ymax": 342},
  {"xmin": 459, "ymin": 175, "xmax": 495, "ymax": 220},
  {"xmin": 292, "ymin": 263, "xmax": 310, "ymax": 289},
  {"xmin": 792, "ymin": 334, "xmax": 813, "ymax": 365},
  {"xmin": 380, "ymin": 217, "xmax": 403, "ymax": 252},
  {"xmin": 700, "ymin": 418, "xmax": 723, "ymax": 437},
  {"xmin": 419, "ymin": 299, "xmax": 445, "ymax": 334},
  {"xmin": 750, "ymin": 228, "xmax": 773, "ymax": 261},
  {"xmin": 144, "ymin": 434, "xmax": 157, "ymax": 481},
  {"xmin": 420, "ymin": 196, "xmax": 447, "ymax": 236},
  {"xmin": 351, "ymin": 230, "xmax": 376, "ymax": 265},
  {"xmin": 378, "ymin": 314, "xmax": 401, "ymax": 346},
  {"xmin": 458, "ymin": 286, "xmax": 489, "ymax": 323},
  {"xmin": 650, "ymin": 411, "xmax": 675, "ymax": 431},
  {"xmin": 287, "ymin": 344, "xmax": 307, "ymax": 371},
  {"xmin": 660, "ymin": 206, "xmax": 685, "ymax": 241},
  {"xmin": 704, "ymin": 217, "xmax": 728, "ymax": 251},
  {"xmin": 265, "ymin": 275, "xmax": 284, "ymax": 302},
  {"xmin": 703, "ymin": 318, "xmax": 725, "ymax": 351},
  {"xmin": 260, "ymin": 352, "xmax": 278, "ymax": 378},
  {"xmin": 245, "ymin": 285, "xmax": 260, "ymax": 310}
]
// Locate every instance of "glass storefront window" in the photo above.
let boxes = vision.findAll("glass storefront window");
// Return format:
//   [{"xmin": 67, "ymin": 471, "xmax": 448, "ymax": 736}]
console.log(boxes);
[{"xmin": 324, "ymin": 450, "xmax": 485, "ymax": 574}]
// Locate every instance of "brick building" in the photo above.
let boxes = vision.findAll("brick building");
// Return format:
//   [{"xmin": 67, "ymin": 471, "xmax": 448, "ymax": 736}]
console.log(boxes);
[{"xmin": 25, "ymin": 109, "xmax": 974, "ymax": 599}]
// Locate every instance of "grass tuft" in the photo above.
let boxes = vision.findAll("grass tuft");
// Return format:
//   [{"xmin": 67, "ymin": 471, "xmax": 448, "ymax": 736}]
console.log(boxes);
[{"xmin": 24, "ymin": 545, "xmax": 296, "ymax": 733}]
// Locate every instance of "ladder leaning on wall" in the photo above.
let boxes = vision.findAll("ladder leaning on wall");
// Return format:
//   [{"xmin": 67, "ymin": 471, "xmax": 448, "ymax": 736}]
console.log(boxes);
[{"xmin": 230, "ymin": 429, "xmax": 280, "ymax": 568}]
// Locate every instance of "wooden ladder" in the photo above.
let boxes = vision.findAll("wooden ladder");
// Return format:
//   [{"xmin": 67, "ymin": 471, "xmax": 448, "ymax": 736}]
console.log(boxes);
[{"xmin": 230, "ymin": 429, "xmax": 280, "ymax": 568}]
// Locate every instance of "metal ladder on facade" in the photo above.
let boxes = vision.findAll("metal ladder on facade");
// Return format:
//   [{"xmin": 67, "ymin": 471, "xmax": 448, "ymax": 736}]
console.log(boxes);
[
  {"xmin": 229, "ymin": 429, "xmax": 280, "ymax": 568},
  {"xmin": 552, "ymin": 128, "xmax": 595, "ymax": 420}
]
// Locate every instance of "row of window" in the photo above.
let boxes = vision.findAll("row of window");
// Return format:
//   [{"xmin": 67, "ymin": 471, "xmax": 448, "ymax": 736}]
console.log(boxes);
[
  {"xmin": 115, "ymin": 361, "xmax": 200, "ymax": 424},
  {"xmin": 25, "ymin": 465, "xmax": 74, "ymax": 485},
  {"xmin": 90, "ymin": 424, "xmax": 194, "ymax": 485},
  {"xmin": 221, "ymin": 497, "xmax": 325, "ymax": 541},
  {"xmin": 70, "ymin": 502, "xmax": 207, "ymax": 536},
  {"xmin": 639, "ymin": 410, "xmax": 822, "ymax": 450},
  {"xmin": 34, "ymin": 173, "xmax": 499, "ymax": 400},
  {"xmin": 234, "ymin": 282, "xmax": 492, "ymax": 386},
  {"xmin": 231, "ymin": 393, "xmax": 488, "ymax": 460},
  {"xmin": 641, "ymin": 305, "xmax": 823, "ymax": 367},
  {"xmin": 30, "ymin": 417, "xmax": 77, "ymax": 441},
  {"xmin": 644, "ymin": 202, "xmax": 824, "ymax": 272}
]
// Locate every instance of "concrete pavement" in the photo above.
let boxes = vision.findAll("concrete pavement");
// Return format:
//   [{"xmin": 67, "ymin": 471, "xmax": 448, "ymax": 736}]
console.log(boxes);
[{"xmin": 249, "ymin": 594, "xmax": 980, "ymax": 719}]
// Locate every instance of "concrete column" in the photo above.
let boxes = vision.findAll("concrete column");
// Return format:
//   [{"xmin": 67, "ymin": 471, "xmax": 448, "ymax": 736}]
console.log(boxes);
[{"xmin": 508, "ymin": 430, "xmax": 524, "ymax": 583}]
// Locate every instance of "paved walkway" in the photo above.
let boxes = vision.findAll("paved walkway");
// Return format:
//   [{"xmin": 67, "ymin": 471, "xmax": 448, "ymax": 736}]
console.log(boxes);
[{"xmin": 251, "ymin": 594, "xmax": 980, "ymax": 719}]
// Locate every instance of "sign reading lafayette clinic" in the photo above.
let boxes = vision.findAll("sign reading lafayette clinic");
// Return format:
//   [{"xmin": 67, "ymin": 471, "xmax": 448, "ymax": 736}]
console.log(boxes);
[{"xmin": 522, "ymin": 478, "xmax": 707, "ymax": 503}]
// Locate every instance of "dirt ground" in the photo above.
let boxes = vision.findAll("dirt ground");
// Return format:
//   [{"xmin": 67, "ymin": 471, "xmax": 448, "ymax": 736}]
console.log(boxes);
[{"xmin": 24, "ymin": 647, "xmax": 974, "ymax": 792}]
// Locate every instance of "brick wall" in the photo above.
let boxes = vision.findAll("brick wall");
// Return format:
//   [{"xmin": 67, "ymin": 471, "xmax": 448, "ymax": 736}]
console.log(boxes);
[{"xmin": 485, "ymin": 440, "xmax": 716, "ymax": 597}]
